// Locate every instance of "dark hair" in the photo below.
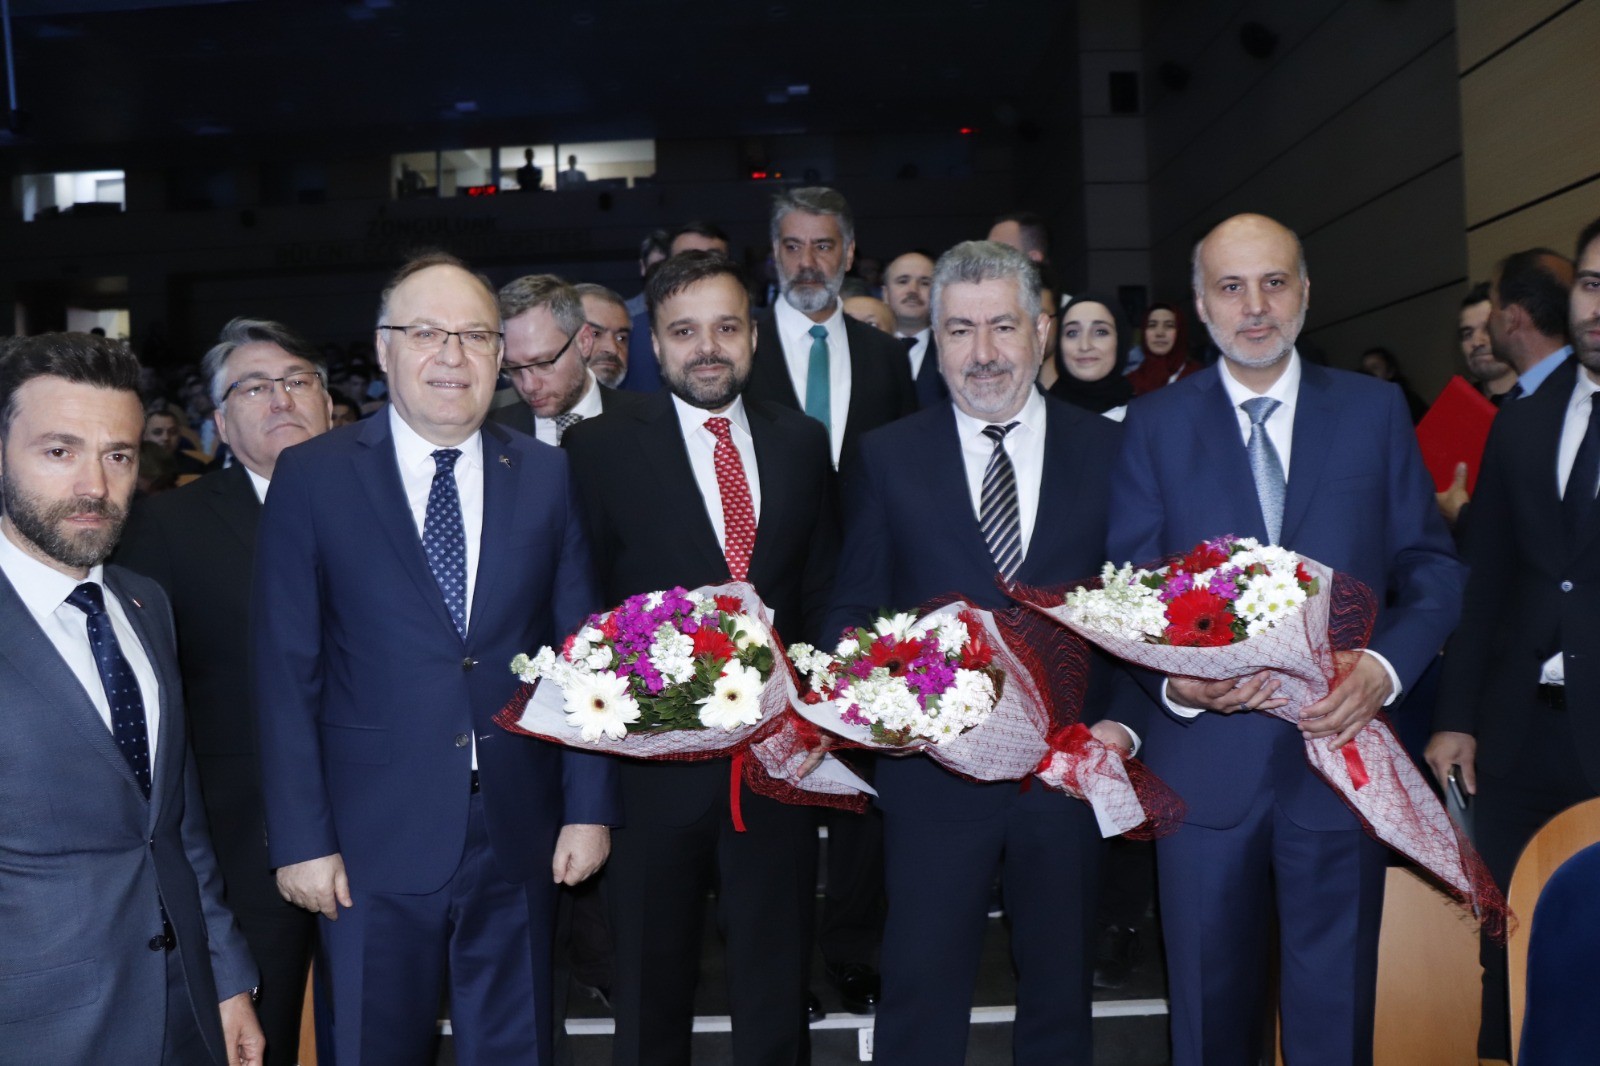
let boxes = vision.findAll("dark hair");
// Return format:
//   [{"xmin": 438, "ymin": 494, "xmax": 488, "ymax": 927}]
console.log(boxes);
[
  {"xmin": 0, "ymin": 332, "xmax": 142, "ymax": 438},
  {"xmin": 1579, "ymin": 217, "xmax": 1600, "ymax": 263},
  {"xmin": 990, "ymin": 211, "xmax": 1049, "ymax": 257},
  {"xmin": 1494, "ymin": 248, "xmax": 1571, "ymax": 338},
  {"xmin": 1059, "ymin": 292, "xmax": 1133, "ymax": 369},
  {"xmin": 639, "ymin": 228, "xmax": 671, "ymax": 264},
  {"xmin": 670, "ymin": 220, "xmax": 730, "ymax": 251},
  {"xmin": 325, "ymin": 387, "xmax": 359, "ymax": 413},
  {"xmin": 770, "ymin": 187, "xmax": 854, "ymax": 246},
  {"xmin": 376, "ymin": 249, "xmax": 496, "ymax": 326},
  {"xmin": 645, "ymin": 251, "xmax": 749, "ymax": 327},
  {"xmin": 202, "ymin": 317, "xmax": 327, "ymax": 406},
  {"xmin": 1463, "ymin": 281, "xmax": 1491, "ymax": 308},
  {"xmin": 1361, "ymin": 346, "xmax": 1400, "ymax": 376},
  {"xmin": 839, "ymin": 277, "xmax": 872, "ymax": 300},
  {"xmin": 1142, "ymin": 301, "xmax": 1191, "ymax": 356}
]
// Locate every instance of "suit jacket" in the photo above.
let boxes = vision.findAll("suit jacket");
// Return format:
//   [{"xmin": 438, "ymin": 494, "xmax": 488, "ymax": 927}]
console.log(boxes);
[
  {"xmin": 488, "ymin": 382, "xmax": 646, "ymax": 437},
  {"xmin": 1108, "ymin": 362, "xmax": 1465, "ymax": 828},
  {"xmin": 746, "ymin": 308, "xmax": 917, "ymax": 471},
  {"xmin": 562, "ymin": 391, "xmax": 840, "ymax": 825},
  {"xmin": 0, "ymin": 566, "xmax": 255, "ymax": 1065},
  {"xmin": 825, "ymin": 395, "xmax": 1124, "ymax": 820},
  {"xmin": 1436, "ymin": 358, "xmax": 1600, "ymax": 788},
  {"xmin": 618, "ymin": 309, "xmax": 662, "ymax": 393},
  {"xmin": 252, "ymin": 413, "xmax": 621, "ymax": 894},
  {"xmin": 911, "ymin": 334, "xmax": 949, "ymax": 410}
]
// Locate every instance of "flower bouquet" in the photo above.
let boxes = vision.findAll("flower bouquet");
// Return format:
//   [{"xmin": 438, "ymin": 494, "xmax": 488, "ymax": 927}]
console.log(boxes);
[
  {"xmin": 494, "ymin": 582, "xmax": 870, "ymax": 821},
  {"xmin": 1012, "ymin": 535, "xmax": 1506, "ymax": 932},
  {"xmin": 788, "ymin": 601, "xmax": 1183, "ymax": 838}
]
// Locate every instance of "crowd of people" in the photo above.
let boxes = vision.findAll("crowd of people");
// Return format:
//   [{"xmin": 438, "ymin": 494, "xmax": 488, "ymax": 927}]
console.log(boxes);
[{"xmin": 2, "ymin": 184, "xmax": 1597, "ymax": 1066}]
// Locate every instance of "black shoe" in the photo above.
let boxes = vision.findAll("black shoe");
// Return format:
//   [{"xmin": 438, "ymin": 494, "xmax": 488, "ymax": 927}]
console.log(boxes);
[
  {"xmin": 807, "ymin": 991, "xmax": 826, "ymax": 1023},
  {"xmin": 825, "ymin": 963, "xmax": 880, "ymax": 1014},
  {"xmin": 1092, "ymin": 924, "xmax": 1139, "ymax": 990}
]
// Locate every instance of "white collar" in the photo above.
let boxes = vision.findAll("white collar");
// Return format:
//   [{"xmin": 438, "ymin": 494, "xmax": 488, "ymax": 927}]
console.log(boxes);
[
  {"xmin": 1218, "ymin": 349, "xmax": 1302, "ymax": 407},
  {"xmin": 0, "ymin": 521, "xmax": 106, "ymax": 619},
  {"xmin": 671, "ymin": 392, "xmax": 753, "ymax": 439},
  {"xmin": 774, "ymin": 292, "xmax": 843, "ymax": 339},
  {"xmin": 387, "ymin": 405, "xmax": 483, "ymax": 471},
  {"xmin": 950, "ymin": 385, "xmax": 1049, "ymax": 441}
]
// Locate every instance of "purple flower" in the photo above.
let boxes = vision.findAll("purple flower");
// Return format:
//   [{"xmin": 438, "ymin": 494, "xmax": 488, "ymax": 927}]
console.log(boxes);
[
  {"xmin": 1158, "ymin": 570, "xmax": 1194, "ymax": 602},
  {"xmin": 1207, "ymin": 566, "xmax": 1243, "ymax": 601}
]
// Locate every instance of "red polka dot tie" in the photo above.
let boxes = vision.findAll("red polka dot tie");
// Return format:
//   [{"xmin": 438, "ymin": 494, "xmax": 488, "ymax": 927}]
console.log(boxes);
[{"xmin": 705, "ymin": 416, "xmax": 756, "ymax": 581}]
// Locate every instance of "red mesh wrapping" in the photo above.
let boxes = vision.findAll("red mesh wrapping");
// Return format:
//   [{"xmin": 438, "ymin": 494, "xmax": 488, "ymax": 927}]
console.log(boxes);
[
  {"xmin": 1010, "ymin": 555, "xmax": 1510, "ymax": 940},
  {"xmin": 791, "ymin": 597, "xmax": 1185, "ymax": 839},
  {"xmin": 494, "ymin": 581, "xmax": 869, "ymax": 823}
]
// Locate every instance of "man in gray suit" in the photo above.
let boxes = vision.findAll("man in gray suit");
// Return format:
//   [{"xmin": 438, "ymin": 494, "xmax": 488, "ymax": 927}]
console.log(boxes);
[{"xmin": 0, "ymin": 332, "xmax": 262, "ymax": 1065}]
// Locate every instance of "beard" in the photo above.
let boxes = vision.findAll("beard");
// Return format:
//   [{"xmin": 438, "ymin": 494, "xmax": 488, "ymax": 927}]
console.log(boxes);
[
  {"xmin": 1576, "ymin": 321, "xmax": 1600, "ymax": 373},
  {"xmin": 780, "ymin": 267, "xmax": 843, "ymax": 316},
  {"xmin": 1209, "ymin": 304, "xmax": 1307, "ymax": 370},
  {"xmin": 1, "ymin": 473, "xmax": 127, "ymax": 570},
  {"xmin": 589, "ymin": 349, "xmax": 626, "ymax": 389},
  {"xmin": 662, "ymin": 353, "xmax": 751, "ymax": 411}
]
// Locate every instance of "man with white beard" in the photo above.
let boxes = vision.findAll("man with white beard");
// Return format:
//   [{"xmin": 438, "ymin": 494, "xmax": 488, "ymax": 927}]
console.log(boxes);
[{"xmin": 745, "ymin": 186, "xmax": 916, "ymax": 473}]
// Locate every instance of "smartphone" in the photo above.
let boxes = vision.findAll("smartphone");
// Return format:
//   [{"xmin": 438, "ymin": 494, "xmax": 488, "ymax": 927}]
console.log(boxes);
[{"xmin": 1447, "ymin": 766, "xmax": 1470, "ymax": 811}]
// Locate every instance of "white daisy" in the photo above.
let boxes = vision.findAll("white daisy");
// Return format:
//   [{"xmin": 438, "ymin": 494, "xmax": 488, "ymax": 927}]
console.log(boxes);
[
  {"xmin": 562, "ymin": 671, "xmax": 640, "ymax": 741},
  {"xmin": 696, "ymin": 660, "xmax": 766, "ymax": 730}
]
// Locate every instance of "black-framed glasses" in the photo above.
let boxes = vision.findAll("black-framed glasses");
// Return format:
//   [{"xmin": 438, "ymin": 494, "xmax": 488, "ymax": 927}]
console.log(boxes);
[
  {"xmin": 502, "ymin": 330, "xmax": 579, "ymax": 376},
  {"xmin": 378, "ymin": 324, "xmax": 504, "ymax": 358},
  {"xmin": 222, "ymin": 373, "xmax": 325, "ymax": 405}
]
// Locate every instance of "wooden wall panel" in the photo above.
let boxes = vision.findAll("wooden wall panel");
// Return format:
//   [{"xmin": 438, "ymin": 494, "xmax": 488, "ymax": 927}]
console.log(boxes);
[
  {"xmin": 1458, "ymin": 1, "xmax": 1600, "ymax": 224},
  {"xmin": 1454, "ymin": 0, "xmax": 1570, "ymax": 71},
  {"xmin": 1467, "ymin": 184, "xmax": 1599, "ymax": 283}
]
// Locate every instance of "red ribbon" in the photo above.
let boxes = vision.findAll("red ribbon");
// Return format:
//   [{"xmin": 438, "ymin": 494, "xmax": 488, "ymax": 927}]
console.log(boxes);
[
  {"xmin": 1342, "ymin": 744, "xmax": 1370, "ymax": 790},
  {"xmin": 729, "ymin": 750, "xmax": 747, "ymax": 833}
]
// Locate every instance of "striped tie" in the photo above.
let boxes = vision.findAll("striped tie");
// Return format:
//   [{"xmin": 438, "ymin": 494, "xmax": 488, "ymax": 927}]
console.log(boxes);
[
  {"xmin": 979, "ymin": 422, "xmax": 1023, "ymax": 580},
  {"xmin": 1242, "ymin": 397, "xmax": 1286, "ymax": 545}
]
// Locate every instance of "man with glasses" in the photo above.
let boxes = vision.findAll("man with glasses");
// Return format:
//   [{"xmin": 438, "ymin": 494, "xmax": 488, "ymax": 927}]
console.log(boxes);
[
  {"xmin": 118, "ymin": 317, "xmax": 333, "ymax": 1065},
  {"xmin": 490, "ymin": 274, "xmax": 640, "ymax": 442},
  {"xmin": 252, "ymin": 252, "xmax": 620, "ymax": 1065}
]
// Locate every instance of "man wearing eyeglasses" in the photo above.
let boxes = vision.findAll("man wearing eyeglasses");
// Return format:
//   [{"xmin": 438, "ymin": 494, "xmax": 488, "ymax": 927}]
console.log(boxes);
[
  {"xmin": 490, "ymin": 274, "xmax": 640, "ymax": 443},
  {"xmin": 117, "ymin": 316, "xmax": 333, "ymax": 1065},
  {"xmin": 252, "ymin": 252, "xmax": 620, "ymax": 1065}
]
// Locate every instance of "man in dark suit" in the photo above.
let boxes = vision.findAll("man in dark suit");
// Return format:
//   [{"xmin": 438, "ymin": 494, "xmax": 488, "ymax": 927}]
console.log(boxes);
[
  {"xmin": 1109, "ymin": 214, "xmax": 1464, "ymax": 1066},
  {"xmin": 0, "ymin": 332, "xmax": 262, "ymax": 1065},
  {"xmin": 826, "ymin": 241, "xmax": 1128, "ymax": 1065},
  {"xmin": 745, "ymin": 187, "xmax": 917, "ymax": 471},
  {"xmin": 883, "ymin": 250, "xmax": 948, "ymax": 409},
  {"xmin": 118, "ymin": 317, "xmax": 333, "ymax": 1065},
  {"xmin": 619, "ymin": 222, "xmax": 732, "ymax": 394},
  {"xmin": 489, "ymin": 274, "xmax": 642, "ymax": 441},
  {"xmin": 1428, "ymin": 216, "xmax": 1600, "ymax": 1061},
  {"xmin": 253, "ymin": 252, "xmax": 620, "ymax": 1065},
  {"xmin": 563, "ymin": 251, "xmax": 839, "ymax": 1066}
]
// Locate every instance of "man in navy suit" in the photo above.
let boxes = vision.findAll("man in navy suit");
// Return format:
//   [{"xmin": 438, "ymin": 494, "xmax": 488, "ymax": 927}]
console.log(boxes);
[
  {"xmin": 826, "ymin": 240, "xmax": 1133, "ymax": 1065},
  {"xmin": 253, "ymin": 252, "xmax": 621, "ymax": 1065},
  {"xmin": 1109, "ymin": 214, "xmax": 1464, "ymax": 1066},
  {"xmin": 883, "ymin": 250, "xmax": 949, "ymax": 409}
]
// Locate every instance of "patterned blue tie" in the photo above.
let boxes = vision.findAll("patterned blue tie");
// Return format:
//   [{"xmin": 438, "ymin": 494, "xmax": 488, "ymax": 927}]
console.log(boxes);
[
  {"xmin": 805, "ymin": 324, "xmax": 831, "ymax": 430},
  {"xmin": 980, "ymin": 422, "xmax": 1023, "ymax": 580},
  {"xmin": 1242, "ymin": 397, "xmax": 1286, "ymax": 545},
  {"xmin": 423, "ymin": 448, "xmax": 468, "ymax": 638},
  {"xmin": 66, "ymin": 582, "xmax": 151, "ymax": 798}
]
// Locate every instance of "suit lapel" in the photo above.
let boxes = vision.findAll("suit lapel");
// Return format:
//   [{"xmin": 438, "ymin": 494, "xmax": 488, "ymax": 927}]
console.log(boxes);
[
  {"xmin": 753, "ymin": 311, "xmax": 801, "ymax": 410},
  {"xmin": 745, "ymin": 402, "xmax": 790, "ymax": 581},
  {"xmin": 1016, "ymin": 403, "xmax": 1078, "ymax": 585},
  {"xmin": 352, "ymin": 411, "xmax": 462, "ymax": 640},
  {"xmin": 0, "ymin": 570, "xmax": 144, "ymax": 799},
  {"xmin": 637, "ymin": 396, "xmax": 727, "ymax": 577},
  {"xmin": 203, "ymin": 464, "xmax": 261, "ymax": 555},
  {"xmin": 469, "ymin": 422, "xmax": 519, "ymax": 638},
  {"xmin": 103, "ymin": 568, "xmax": 175, "ymax": 821},
  {"xmin": 1280, "ymin": 364, "xmax": 1336, "ymax": 545},
  {"xmin": 927, "ymin": 407, "xmax": 999, "ymax": 573},
  {"xmin": 1191, "ymin": 369, "xmax": 1271, "ymax": 542}
]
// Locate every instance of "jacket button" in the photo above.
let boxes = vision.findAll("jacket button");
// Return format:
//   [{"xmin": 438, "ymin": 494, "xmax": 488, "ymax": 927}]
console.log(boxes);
[
  {"xmin": 1561, "ymin": 580, "xmax": 1574, "ymax": 592},
  {"xmin": 455, "ymin": 733, "xmax": 470, "ymax": 748},
  {"xmin": 462, "ymin": 657, "xmax": 476, "ymax": 671},
  {"xmin": 148, "ymin": 935, "xmax": 166, "ymax": 951}
]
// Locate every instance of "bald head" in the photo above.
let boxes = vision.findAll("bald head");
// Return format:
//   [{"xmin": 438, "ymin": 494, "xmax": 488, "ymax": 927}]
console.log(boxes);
[{"xmin": 1192, "ymin": 213, "xmax": 1309, "ymax": 378}]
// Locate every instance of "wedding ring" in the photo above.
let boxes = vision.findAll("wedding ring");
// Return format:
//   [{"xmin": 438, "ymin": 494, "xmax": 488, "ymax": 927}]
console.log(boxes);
[{"xmin": 1236, "ymin": 701, "xmax": 1249, "ymax": 712}]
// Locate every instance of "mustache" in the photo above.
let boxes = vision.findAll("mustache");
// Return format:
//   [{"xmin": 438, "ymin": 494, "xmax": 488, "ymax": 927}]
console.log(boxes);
[
  {"xmin": 685, "ymin": 355, "xmax": 735, "ymax": 371},
  {"xmin": 964, "ymin": 363, "xmax": 1013, "ymax": 380},
  {"xmin": 788, "ymin": 268, "xmax": 830, "ymax": 286},
  {"xmin": 1237, "ymin": 317, "xmax": 1279, "ymax": 333},
  {"xmin": 59, "ymin": 496, "xmax": 122, "ymax": 520}
]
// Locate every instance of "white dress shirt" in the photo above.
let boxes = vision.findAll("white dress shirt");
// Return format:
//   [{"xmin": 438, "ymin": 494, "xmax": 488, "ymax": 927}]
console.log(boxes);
[
  {"xmin": 1166, "ymin": 353, "xmax": 1400, "ymax": 715},
  {"xmin": 671, "ymin": 393, "xmax": 763, "ymax": 551},
  {"xmin": 246, "ymin": 467, "xmax": 271, "ymax": 503},
  {"xmin": 0, "ymin": 529, "xmax": 162, "ymax": 767},
  {"xmin": 951, "ymin": 387, "xmax": 1048, "ymax": 559},
  {"xmin": 1540, "ymin": 368, "xmax": 1600, "ymax": 683},
  {"xmin": 898, "ymin": 327, "xmax": 932, "ymax": 381},
  {"xmin": 533, "ymin": 371, "xmax": 603, "ymax": 446},
  {"xmin": 774, "ymin": 296, "xmax": 852, "ymax": 467}
]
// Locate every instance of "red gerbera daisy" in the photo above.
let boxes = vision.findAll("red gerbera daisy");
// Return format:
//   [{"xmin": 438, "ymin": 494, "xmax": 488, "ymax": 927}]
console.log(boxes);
[
  {"xmin": 868, "ymin": 636, "xmax": 924, "ymax": 676},
  {"xmin": 714, "ymin": 595, "xmax": 745, "ymax": 615},
  {"xmin": 1178, "ymin": 542, "xmax": 1231, "ymax": 574},
  {"xmin": 691, "ymin": 626, "xmax": 738, "ymax": 664},
  {"xmin": 1164, "ymin": 589, "xmax": 1237, "ymax": 647}
]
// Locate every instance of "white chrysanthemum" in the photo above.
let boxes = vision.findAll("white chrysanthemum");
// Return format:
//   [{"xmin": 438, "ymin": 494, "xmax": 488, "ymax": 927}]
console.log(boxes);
[
  {"xmin": 648, "ymin": 623, "xmax": 696, "ymax": 686},
  {"xmin": 1233, "ymin": 571, "xmax": 1307, "ymax": 634},
  {"xmin": 787, "ymin": 643, "xmax": 834, "ymax": 679},
  {"xmin": 583, "ymin": 645, "xmax": 615, "ymax": 673},
  {"xmin": 944, "ymin": 668, "xmax": 997, "ymax": 724},
  {"xmin": 562, "ymin": 670, "xmax": 640, "ymax": 741},
  {"xmin": 873, "ymin": 612, "xmax": 921, "ymax": 642},
  {"xmin": 932, "ymin": 619, "xmax": 969, "ymax": 657},
  {"xmin": 849, "ymin": 674, "xmax": 924, "ymax": 733},
  {"xmin": 645, "ymin": 591, "xmax": 666, "ymax": 610},
  {"xmin": 697, "ymin": 660, "xmax": 765, "ymax": 730},
  {"xmin": 730, "ymin": 614, "xmax": 768, "ymax": 650},
  {"xmin": 836, "ymin": 632, "xmax": 868, "ymax": 657}
]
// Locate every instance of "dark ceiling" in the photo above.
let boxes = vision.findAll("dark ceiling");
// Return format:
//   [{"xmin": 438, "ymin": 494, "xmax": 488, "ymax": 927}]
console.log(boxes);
[{"xmin": 2, "ymin": 0, "xmax": 1071, "ymax": 161}]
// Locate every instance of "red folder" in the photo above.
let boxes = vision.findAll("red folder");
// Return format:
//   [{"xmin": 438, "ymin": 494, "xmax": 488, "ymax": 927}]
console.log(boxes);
[{"xmin": 1415, "ymin": 376, "xmax": 1497, "ymax": 493}]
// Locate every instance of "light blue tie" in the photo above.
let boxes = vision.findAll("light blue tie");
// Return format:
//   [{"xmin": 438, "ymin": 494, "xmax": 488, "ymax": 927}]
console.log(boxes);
[
  {"xmin": 805, "ymin": 324, "xmax": 830, "ymax": 430},
  {"xmin": 1242, "ymin": 397, "xmax": 1286, "ymax": 545}
]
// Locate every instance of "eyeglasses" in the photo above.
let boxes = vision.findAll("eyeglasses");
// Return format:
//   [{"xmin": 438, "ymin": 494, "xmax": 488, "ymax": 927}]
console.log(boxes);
[
  {"xmin": 502, "ymin": 330, "xmax": 579, "ymax": 376},
  {"xmin": 222, "ymin": 373, "xmax": 324, "ymax": 405},
  {"xmin": 378, "ymin": 324, "xmax": 504, "ymax": 358}
]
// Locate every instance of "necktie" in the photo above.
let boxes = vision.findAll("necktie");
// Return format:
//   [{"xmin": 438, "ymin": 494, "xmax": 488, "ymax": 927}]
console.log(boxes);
[
  {"xmin": 979, "ymin": 422, "xmax": 1023, "ymax": 581},
  {"xmin": 423, "ymin": 448, "xmax": 468, "ymax": 637},
  {"xmin": 1503, "ymin": 382, "xmax": 1525, "ymax": 403},
  {"xmin": 1563, "ymin": 394, "xmax": 1600, "ymax": 542},
  {"xmin": 705, "ymin": 417, "xmax": 757, "ymax": 581},
  {"xmin": 899, "ymin": 335, "xmax": 918, "ymax": 352},
  {"xmin": 553, "ymin": 411, "xmax": 583, "ymax": 443},
  {"xmin": 66, "ymin": 583, "xmax": 151, "ymax": 797},
  {"xmin": 1242, "ymin": 397, "xmax": 1287, "ymax": 545},
  {"xmin": 805, "ymin": 324, "xmax": 831, "ymax": 430}
]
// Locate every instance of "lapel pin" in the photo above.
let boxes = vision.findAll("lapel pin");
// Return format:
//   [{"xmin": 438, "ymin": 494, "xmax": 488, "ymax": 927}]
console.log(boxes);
[
  {"xmin": 130, "ymin": 597, "xmax": 143, "ymax": 609},
  {"xmin": 499, "ymin": 455, "xmax": 512, "ymax": 468}
]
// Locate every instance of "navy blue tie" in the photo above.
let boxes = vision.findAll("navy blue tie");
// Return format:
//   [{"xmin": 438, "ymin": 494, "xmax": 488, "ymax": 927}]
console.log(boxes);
[
  {"xmin": 1563, "ymin": 396, "xmax": 1600, "ymax": 543},
  {"xmin": 66, "ymin": 582, "xmax": 151, "ymax": 797},
  {"xmin": 423, "ymin": 449, "xmax": 468, "ymax": 638}
]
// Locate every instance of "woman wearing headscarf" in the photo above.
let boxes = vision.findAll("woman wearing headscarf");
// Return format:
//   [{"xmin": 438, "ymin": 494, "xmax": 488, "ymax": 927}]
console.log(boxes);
[
  {"xmin": 1049, "ymin": 293, "xmax": 1135, "ymax": 420},
  {"xmin": 1126, "ymin": 302, "xmax": 1201, "ymax": 396}
]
